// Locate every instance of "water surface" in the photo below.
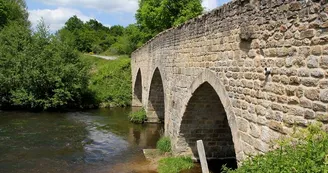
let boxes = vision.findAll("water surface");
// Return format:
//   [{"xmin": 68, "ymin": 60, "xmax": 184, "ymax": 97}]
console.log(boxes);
[{"xmin": 0, "ymin": 108, "xmax": 162, "ymax": 173}]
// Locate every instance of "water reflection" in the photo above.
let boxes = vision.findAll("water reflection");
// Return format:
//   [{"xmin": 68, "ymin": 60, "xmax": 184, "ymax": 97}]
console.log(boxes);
[{"xmin": 0, "ymin": 108, "xmax": 163, "ymax": 173}]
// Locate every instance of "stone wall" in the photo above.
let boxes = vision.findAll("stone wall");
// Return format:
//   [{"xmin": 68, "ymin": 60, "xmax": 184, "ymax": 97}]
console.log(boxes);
[{"xmin": 131, "ymin": 0, "xmax": 328, "ymax": 163}]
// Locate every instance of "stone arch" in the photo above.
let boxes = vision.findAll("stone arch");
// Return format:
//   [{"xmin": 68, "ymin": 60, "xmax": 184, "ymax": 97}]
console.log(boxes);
[
  {"xmin": 133, "ymin": 69, "xmax": 143, "ymax": 106},
  {"xmin": 178, "ymin": 70, "xmax": 242, "ymax": 161},
  {"xmin": 147, "ymin": 68, "xmax": 165, "ymax": 123}
]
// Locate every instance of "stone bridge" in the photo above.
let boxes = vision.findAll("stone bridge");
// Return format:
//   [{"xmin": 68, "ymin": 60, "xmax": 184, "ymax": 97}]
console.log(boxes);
[{"xmin": 131, "ymin": 0, "xmax": 328, "ymax": 163}]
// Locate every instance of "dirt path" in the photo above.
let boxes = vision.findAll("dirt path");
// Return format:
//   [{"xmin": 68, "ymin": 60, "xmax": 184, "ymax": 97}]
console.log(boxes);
[{"xmin": 89, "ymin": 54, "xmax": 117, "ymax": 60}]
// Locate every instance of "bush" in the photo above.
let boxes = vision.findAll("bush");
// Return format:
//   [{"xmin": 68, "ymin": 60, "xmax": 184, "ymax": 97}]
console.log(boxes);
[
  {"xmin": 128, "ymin": 108, "xmax": 147, "ymax": 123},
  {"xmin": 222, "ymin": 123, "xmax": 328, "ymax": 173},
  {"xmin": 0, "ymin": 20, "xmax": 91, "ymax": 110},
  {"xmin": 84, "ymin": 55, "xmax": 132, "ymax": 107},
  {"xmin": 157, "ymin": 136, "xmax": 172, "ymax": 153},
  {"xmin": 158, "ymin": 157, "xmax": 194, "ymax": 173}
]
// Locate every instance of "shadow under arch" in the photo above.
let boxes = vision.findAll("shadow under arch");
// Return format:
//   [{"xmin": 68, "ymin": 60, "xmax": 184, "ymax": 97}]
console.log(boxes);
[
  {"xmin": 178, "ymin": 70, "xmax": 242, "ymax": 162},
  {"xmin": 147, "ymin": 67, "xmax": 165, "ymax": 123},
  {"xmin": 133, "ymin": 69, "xmax": 143, "ymax": 106}
]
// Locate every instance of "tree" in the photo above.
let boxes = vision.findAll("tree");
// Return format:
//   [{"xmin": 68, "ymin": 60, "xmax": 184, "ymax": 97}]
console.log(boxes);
[
  {"xmin": 109, "ymin": 24, "xmax": 144, "ymax": 55},
  {"xmin": 109, "ymin": 25, "xmax": 125, "ymax": 37},
  {"xmin": 64, "ymin": 15, "xmax": 84, "ymax": 32},
  {"xmin": 0, "ymin": 0, "xmax": 30, "ymax": 28},
  {"xmin": 135, "ymin": 0, "xmax": 203, "ymax": 36},
  {"xmin": 0, "ymin": 2, "xmax": 92, "ymax": 110}
]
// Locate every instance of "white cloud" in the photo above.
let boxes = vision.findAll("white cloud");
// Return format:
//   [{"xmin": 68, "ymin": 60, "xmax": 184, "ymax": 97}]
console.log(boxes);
[
  {"xmin": 202, "ymin": 0, "xmax": 217, "ymax": 11},
  {"xmin": 34, "ymin": 0, "xmax": 138, "ymax": 14},
  {"xmin": 29, "ymin": 7, "xmax": 93, "ymax": 31}
]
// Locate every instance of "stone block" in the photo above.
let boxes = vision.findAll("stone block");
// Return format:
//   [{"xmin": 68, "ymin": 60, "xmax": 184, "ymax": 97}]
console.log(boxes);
[
  {"xmin": 311, "ymin": 69, "xmax": 325, "ymax": 78},
  {"xmin": 290, "ymin": 76, "xmax": 301, "ymax": 85},
  {"xmin": 240, "ymin": 132, "xmax": 254, "ymax": 146},
  {"xmin": 237, "ymin": 118, "xmax": 249, "ymax": 133},
  {"xmin": 261, "ymin": 126, "xmax": 281, "ymax": 143},
  {"xmin": 307, "ymin": 56, "xmax": 319, "ymax": 68},
  {"xmin": 283, "ymin": 114, "xmax": 294, "ymax": 126},
  {"xmin": 253, "ymin": 139, "xmax": 269, "ymax": 153},
  {"xmin": 316, "ymin": 113, "xmax": 328, "ymax": 123},
  {"xmin": 301, "ymin": 78, "xmax": 319, "ymax": 87},
  {"xmin": 268, "ymin": 120, "xmax": 285, "ymax": 134},
  {"xmin": 312, "ymin": 46, "xmax": 322, "ymax": 55},
  {"xmin": 313, "ymin": 102, "xmax": 327, "ymax": 112},
  {"xmin": 289, "ymin": 2, "xmax": 302, "ymax": 11},
  {"xmin": 304, "ymin": 110, "xmax": 315, "ymax": 119},
  {"xmin": 298, "ymin": 68, "xmax": 310, "ymax": 77},
  {"xmin": 321, "ymin": 56, "xmax": 328, "ymax": 69},
  {"xmin": 250, "ymin": 123, "xmax": 260, "ymax": 138},
  {"xmin": 304, "ymin": 89, "xmax": 320, "ymax": 101},
  {"xmin": 300, "ymin": 98, "xmax": 312, "ymax": 109},
  {"xmin": 294, "ymin": 116, "xmax": 308, "ymax": 127},
  {"xmin": 300, "ymin": 29, "xmax": 315, "ymax": 39},
  {"xmin": 320, "ymin": 89, "xmax": 328, "ymax": 103}
]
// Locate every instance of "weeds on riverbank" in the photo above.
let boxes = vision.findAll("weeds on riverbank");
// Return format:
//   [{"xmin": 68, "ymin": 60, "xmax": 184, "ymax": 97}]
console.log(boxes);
[
  {"xmin": 157, "ymin": 136, "xmax": 172, "ymax": 153},
  {"xmin": 128, "ymin": 108, "xmax": 147, "ymax": 123},
  {"xmin": 81, "ymin": 55, "xmax": 132, "ymax": 107},
  {"xmin": 222, "ymin": 123, "xmax": 328, "ymax": 173},
  {"xmin": 158, "ymin": 156, "xmax": 194, "ymax": 173},
  {"xmin": 154, "ymin": 137, "xmax": 193, "ymax": 173}
]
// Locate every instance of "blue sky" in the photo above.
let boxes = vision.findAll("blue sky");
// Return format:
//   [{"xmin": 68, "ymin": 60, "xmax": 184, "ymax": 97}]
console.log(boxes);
[{"xmin": 27, "ymin": 0, "xmax": 231, "ymax": 32}]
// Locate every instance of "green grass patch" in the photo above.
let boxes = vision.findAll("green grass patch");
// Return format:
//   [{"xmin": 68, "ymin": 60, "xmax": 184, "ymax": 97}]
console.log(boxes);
[
  {"xmin": 81, "ymin": 54, "xmax": 131, "ymax": 107},
  {"xmin": 222, "ymin": 123, "xmax": 328, "ymax": 173},
  {"xmin": 158, "ymin": 157, "xmax": 194, "ymax": 173},
  {"xmin": 128, "ymin": 108, "xmax": 147, "ymax": 123},
  {"xmin": 157, "ymin": 136, "xmax": 172, "ymax": 153}
]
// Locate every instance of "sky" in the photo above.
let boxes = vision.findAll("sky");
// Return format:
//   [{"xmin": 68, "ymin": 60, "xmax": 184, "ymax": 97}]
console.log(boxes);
[{"xmin": 27, "ymin": 0, "xmax": 231, "ymax": 32}]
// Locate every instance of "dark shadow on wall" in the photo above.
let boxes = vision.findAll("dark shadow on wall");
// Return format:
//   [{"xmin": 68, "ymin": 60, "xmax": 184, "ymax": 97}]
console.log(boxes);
[
  {"xmin": 148, "ymin": 68, "xmax": 165, "ymax": 122},
  {"xmin": 134, "ymin": 69, "xmax": 143, "ymax": 104},
  {"xmin": 180, "ymin": 82, "xmax": 236, "ymax": 160}
]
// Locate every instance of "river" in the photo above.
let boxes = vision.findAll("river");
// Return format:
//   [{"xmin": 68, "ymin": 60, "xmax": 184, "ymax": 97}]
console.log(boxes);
[{"xmin": 0, "ymin": 108, "xmax": 162, "ymax": 173}]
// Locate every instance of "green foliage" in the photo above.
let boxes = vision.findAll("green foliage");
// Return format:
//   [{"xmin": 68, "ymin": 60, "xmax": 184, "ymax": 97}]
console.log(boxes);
[
  {"xmin": 0, "ymin": 7, "xmax": 92, "ymax": 110},
  {"xmin": 58, "ymin": 16, "xmax": 111, "ymax": 53},
  {"xmin": 57, "ymin": 0, "xmax": 204, "ymax": 56},
  {"xmin": 58, "ymin": 15, "xmax": 143, "ymax": 55},
  {"xmin": 158, "ymin": 157, "xmax": 194, "ymax": 173},
  {"xmin": 156, "ymin": 136, "xmax": 172, "ymax": 153},
  {"xmin": 128, "ymin": 108, "xmax": 147, "ymax": 123},
  {"xmin": 109, "ymin": 24, "xmax": 145, "ymax": 55},
  {"xmin": 222, "ymin": 123, "xmax": 328, "ymax": 173},
  {"xmin": 0, "ymin": 0, "xmax": 30, "ymax": 28},
  {"xmin": 64, "ymin": 15, "xmax": 84, "ymax": 32},
  {"xmin": 135, "ymin": 0, "xmax": 203, "ymax": 36},
  {"xmin": 109, "ymin": 25, "xmax": 124, "ymax": 37},
  {"xmin": 82, "ymin": 55, "xmax": 132, "ymax": 107}
]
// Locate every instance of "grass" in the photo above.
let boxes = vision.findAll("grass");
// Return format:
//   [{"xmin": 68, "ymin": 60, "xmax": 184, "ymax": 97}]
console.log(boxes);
[
  {"xmin": 157, "ymin": 136, "xmax": 172, "ymax": 153},
  {"xmin": 222, "ymin": 123, "xmax": 328, "ymax": 173},
  {"xmin": 128, "ymin": 108, "xmax": 147, "ymax": 123},
  {"xmin": 158, "ymin": 157, "xmax": 194, "ymax": 173},
  {"xmin": 81, "ymin": 54, "xmax": 132, "ymax": 107}
]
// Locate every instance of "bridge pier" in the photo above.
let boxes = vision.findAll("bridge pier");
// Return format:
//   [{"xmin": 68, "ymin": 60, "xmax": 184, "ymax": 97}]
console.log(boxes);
[{"xmin": 146, "ymin": 68, "xmax": 165, "ymax": 123}]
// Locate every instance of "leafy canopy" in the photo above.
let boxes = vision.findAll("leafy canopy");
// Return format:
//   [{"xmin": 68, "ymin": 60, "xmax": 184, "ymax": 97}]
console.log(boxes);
[
  {"xmin": 135, "ymin": 0, "xmax": 203, "ymax": 36},
  {"xmin": 0, "ymin": 0, "xmax": 30, "ymax": 28}
]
